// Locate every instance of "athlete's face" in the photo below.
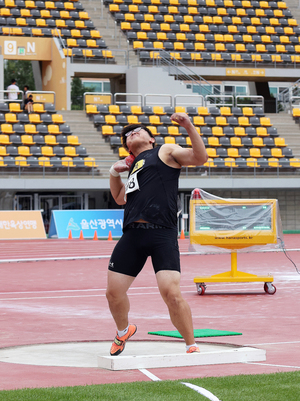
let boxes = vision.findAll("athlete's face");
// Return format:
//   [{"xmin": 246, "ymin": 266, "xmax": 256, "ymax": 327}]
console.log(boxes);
[{"xmin": 126, "ymin": 127, "xmax": 155, "ymax": 152}]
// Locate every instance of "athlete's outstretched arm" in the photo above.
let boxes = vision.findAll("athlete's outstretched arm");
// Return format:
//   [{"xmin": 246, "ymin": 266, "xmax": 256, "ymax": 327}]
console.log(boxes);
[{"xmin": 169, "ymin": 113, "xmax": 208, "ymax": 167}]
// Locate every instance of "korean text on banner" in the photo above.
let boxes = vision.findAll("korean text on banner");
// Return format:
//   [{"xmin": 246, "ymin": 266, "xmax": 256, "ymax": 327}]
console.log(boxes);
[
  {"xmin": 48, "ymin": 210, "xmax": 124, "ymax": 239},
  {"xmin": 0, "ymin": 211, "xmax": 46, "ymax": 239}
]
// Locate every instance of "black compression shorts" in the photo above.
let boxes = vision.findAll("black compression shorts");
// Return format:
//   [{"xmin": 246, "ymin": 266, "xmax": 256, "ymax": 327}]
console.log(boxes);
[{"xmin": 108, "ymin": 223, "xmax": 181, "ymax": 277}]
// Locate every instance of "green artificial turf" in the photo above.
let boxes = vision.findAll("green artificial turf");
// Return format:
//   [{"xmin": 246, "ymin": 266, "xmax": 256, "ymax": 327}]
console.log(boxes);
[
  {"xmin": 0, "ymin": 371, "xmax": 299, "ymax": 401},
  {"xmin": 148, "ymin": 329, "xmax": 242, "ymax": 338}
]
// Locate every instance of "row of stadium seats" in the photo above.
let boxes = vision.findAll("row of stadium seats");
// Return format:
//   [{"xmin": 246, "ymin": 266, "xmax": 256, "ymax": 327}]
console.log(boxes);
[
  {"xmin": 0, "ymin": 9, "xmax": 90, "ymax": 19},
  {"xmin": 0, "ymin": 155, "xmax": 98, "ymax": 168},
  {"xmin": 0, "ymin": 26, "xmax": 102, "ymax": 38},
  {"xmin": 202, "ymin": 156, "xmax": 300, "ymax": 168},
  {"xmin": 0, "ymin": 112, "xmax": 65, "ymax": 123},
  {"xmin": 0, "ymin": 123, "xmax": 71, "ymax": 135},
  {"xmin": 62, "ymin": 48, "xmax": 115, "ymax": 61},
  {"xmin": 0, "ymin": 0, "xmax": 85, "ymax": 11},
  {"xmin": 90, "ymin": 113, "xmax": 274, "ymax": 128},
  {"xmin": 105, "ymin": 0, "xmax": 289, "ymax": 9},
  {"xmin": 0, "ymin": 17, "xmax": 95, "ymax": 29},
  {"xmin": 0, "ymin": 133, "xmax": 81, "ymax": 146},
  {"xmin": 87, "ymin": 104, "xmax": 266, "ymax": 116},
  {"xmin": 100, "ymin": 124, "xmax": 278, "ymax": 137},
  {"xmin": 0, "ymin": 102, "xmax": 55, "ymax": 113},
  {"xmin": 0, "ymin": 144, "xmax": 88, "ymax": 157}
]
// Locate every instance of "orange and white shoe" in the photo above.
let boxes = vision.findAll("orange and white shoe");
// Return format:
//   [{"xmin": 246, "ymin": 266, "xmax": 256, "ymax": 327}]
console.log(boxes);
[
  {"xmin": 186, "ymin": 346, "xmax": 200, "ymax": 354},
  {"xmin": 110, "ymin": 324, "xmax": 137, "ymax": 356}
]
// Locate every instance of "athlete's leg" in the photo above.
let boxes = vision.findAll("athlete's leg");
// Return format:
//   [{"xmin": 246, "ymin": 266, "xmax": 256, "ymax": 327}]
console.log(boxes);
[
  {"xmin": 156, "ymin": 270, "xmax": 195, "ymax": 346},
  {"xmin": 106, "ymin": 270, "xmax": 135, "ymax": 331}
]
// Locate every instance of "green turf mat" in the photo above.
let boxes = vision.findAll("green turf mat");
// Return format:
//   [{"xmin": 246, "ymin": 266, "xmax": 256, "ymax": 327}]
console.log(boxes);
[{"xmin": 148, "ymin": 329, "xmax": 242, "ymax": 338}]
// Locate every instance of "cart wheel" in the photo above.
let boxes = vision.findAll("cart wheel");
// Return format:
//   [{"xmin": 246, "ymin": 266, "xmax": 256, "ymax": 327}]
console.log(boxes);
[
  {"xmin": 264, "ymin": 282, "xmax": 276, "ymax": 295},
  {"xmin": 196, "ymin": 283, "xmax": 206, "ymax": 295}
]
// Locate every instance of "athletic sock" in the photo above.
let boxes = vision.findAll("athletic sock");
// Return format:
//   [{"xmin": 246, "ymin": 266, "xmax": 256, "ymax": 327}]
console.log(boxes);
[
  {"xmin": 117, "ymin": 326, "xmax": 129, "ymax": 338},
  {"xmin": 186, "ymin": 343, "xmax": 197, "ymax": 352}
]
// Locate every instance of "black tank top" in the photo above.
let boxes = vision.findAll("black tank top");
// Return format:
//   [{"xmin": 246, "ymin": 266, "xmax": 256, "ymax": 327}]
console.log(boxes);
[{"xmin": 123, "ymin": 146, "xmax": 181, "ymax": 229}]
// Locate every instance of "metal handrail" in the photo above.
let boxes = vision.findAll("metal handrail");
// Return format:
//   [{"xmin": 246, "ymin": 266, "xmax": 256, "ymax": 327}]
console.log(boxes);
[
  {"xmin": 0, "ymin": 90, "xmax": 24, "ymax": 102},
  {"xmin": 114, "ymin": 93, "xmax": 143, "ymax": 106},
  {"xmin": 236, "ymin": 95, "xmax": 264, "ymax": 110},
  {"xmin": 205, "ymin": 95, "xmax": 234, "ymax": 107},
  {"xmin": 174, "ymin": 94, "xmax": 204, "ymax": 107},
  {"xmin": 83, "ymin": 92, "xmax": 112, "ymax": 109},
  {"xmin": 144, "ymin": 93, "xmax": 173, "ymax": 106}
]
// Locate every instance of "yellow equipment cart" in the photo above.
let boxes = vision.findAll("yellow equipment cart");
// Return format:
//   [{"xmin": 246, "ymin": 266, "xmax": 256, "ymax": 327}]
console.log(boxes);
[{"xmin": 190, "ymin": 189, "xmax": 280, "ymax": 295}]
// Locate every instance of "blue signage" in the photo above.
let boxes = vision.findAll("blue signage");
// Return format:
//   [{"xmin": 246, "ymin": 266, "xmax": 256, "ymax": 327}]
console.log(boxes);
[{"xmin": 48, "ymin": 210, "xmax": 124, "ymax": 239}]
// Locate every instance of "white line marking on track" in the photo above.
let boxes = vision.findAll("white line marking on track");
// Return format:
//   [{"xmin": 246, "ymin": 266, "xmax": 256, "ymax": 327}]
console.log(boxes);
[
  {"xmin": 246, "ymin": 341, "xmax": 300, "ymax": 346},
  {"xmin": 245, "ymin": 362, "xmax": 300, "ymax": 369},
  {"xmin": 139, "ymin": 369, "xmax": 161, "ymax": 381}
]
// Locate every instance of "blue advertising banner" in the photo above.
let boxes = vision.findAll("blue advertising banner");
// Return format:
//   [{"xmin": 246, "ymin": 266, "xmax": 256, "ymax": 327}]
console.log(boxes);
[{"xmin": 48, "ymin": 210, "xmax": 124, "ymax": 239}]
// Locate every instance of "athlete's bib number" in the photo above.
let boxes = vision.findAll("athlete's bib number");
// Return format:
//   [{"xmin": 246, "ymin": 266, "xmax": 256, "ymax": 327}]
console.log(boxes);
[{"xmin": 125, "ymin": 171, "xmax": 139, "ymax": 197}]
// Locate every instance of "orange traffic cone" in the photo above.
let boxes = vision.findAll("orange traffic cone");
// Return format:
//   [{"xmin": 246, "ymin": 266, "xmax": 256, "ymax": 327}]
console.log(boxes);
[
  {"xmin": 79, "ymin": 230, "xmax": 84, "ymax": 240},
  {"xmin": 68, "ymin": 230, "xmax": 72, "ymax": 239},
  {"xmin": 93, "ymin": 230, "xmax": 98, "ymax": 241},
  {"xmin": 180, "ymin": 229, "xmax": 185, "ymax": 240},
  {"xmin": 108, "ymin": 231, "xmax": 113, "ymax": 241}
]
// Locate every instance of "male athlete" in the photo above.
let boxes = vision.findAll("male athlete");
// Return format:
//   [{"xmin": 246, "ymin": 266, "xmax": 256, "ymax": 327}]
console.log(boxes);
[{"xmin": 106, "ymin": 112, "xmax": 208, "ymax": 356}]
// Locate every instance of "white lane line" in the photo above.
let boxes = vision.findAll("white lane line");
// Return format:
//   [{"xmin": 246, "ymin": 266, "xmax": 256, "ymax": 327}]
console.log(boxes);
[
  {"xmin": 139, "ymin": 370, "xmax": 222, "ymax": 401},
  {"xmin": 245, "ymin": 362, "xmax": 300, "ymax": 369},
  {"xmin": 139, "ymin": 369, "xmax": 161, "ymax": 381},
  {"xmin": 246, "ymin": 341, "xmax": 300, "ymax": 346}
]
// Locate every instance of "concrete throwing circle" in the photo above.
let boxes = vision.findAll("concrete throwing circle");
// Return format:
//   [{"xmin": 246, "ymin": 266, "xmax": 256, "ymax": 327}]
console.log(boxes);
[{"xmin": 0, "ymin": 341, "xmax": 266, "ymax": 369}]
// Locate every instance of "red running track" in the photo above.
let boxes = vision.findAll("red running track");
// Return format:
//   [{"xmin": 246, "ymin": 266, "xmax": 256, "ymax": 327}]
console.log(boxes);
[{"xmin": 0, "ymin": 235, "xmax": 299, "ymax": 390}]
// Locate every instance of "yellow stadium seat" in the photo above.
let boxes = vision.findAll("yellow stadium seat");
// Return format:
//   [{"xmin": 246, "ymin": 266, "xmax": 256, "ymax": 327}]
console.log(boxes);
[
  {"xmin": 0, "ymin": 156, "xmax": 7, "ymax": 166},
  {"xmin": 260, "ymin": 117, "xmax": 272, "ymax": 127},
  {"xmin": 18, "ymin": 146, "xmax": 32, "ymax": 156},
  {"xmin": 277, "ymin": 1, "xmax": 287, "ymax": 8},
  {"xmin": 238, "ymin": 117, "xmax": 251, "ymax": 126},
  {"xmin": 109, "ymin": 105, "xmax": 122, "ymax": 115},
  {"xmin": 29, "ymin": 114, "xmax": 42, "ymax": 124},
  {"xmin": 153, "ymin": 106, "xmax": 166, "ymax": 115},
  {"xmin": 252, "ymin": 137, "xmax": 265, "ymax": 147},
  {"xmin": 234, "ymin": 127, "xmax": 247, "ymax": 136},
  {"xmin": 168, "ymin": 126, "xmax": 180, "ymax": 136},
  {"xmin": 67, "ymin": 38, "xmax": 78, "ymax": 47},
  {"xmin": 79, "ymin": 11, "xmax": 89, "ymax": 19},
  {"xmin": 131, "ymin": 105, "xmax": 144, "ymax": 115},
  {"xmin": 15, "ymin": 156, "xmax": 29, "ymax": 167},
  {"xmin": 0, "ymin": 8, "xmax": 11, "ymax": 16},
  {"xmin": 101, "ymin": 125, "xmax": 115, "ymax": 136},
  {"xmin": 84, "ymin": 157, "xmax": 99, "ymax": 168},
  {"xmin": 71, "ymin": 29, "xmax": 82, "ymax": 38},
  {"xmin": 212, "ymin": 126, "xmax": 224, "ymax": 136},
  {"xmin": 288, "ymin": 19, "xmax": 298, "ymax": 27},
  {"xmin": 292, "ymin": 108, "xmax": 300, "ymax": 118},
  {"xmin": 231, "ymin": 54, "xmax": 242, "ymax": 62},
  {"xmin": 242, "ymin": 107, "xmax": 255, "ymax": 116},
  {"xmin": 61, "ymin": 157, "xmax": 75, "ymax": 168},
  {"xmin": 249, "ymin": 148, "xmax": 262, "ymax": 158},
  {"xmin": 119, "ymin": 147, "xmax": 129, "ymax": 158},
  {"xmin": 9, "ymin": 103, "xmax": 22, "ymax": 113},
  {"xmin": 164, "ymin": 136, "xmax": 176, "ymax": 144},
  {"xmin": 149, "ymin": 115, "xmax": 163, "ymax": 125},
  {"xmin": 247, "ymin": 158, "xmax": 259, "ymax": 167},
  {"xmin": 21, "ymin": 135, "xmax": 35, "ymax": 145},
  {"xmin": 32, "ymin": 28, "xmax": 44, "ymax": 36},
  {"xmin": 290, "ymin": 158, "xmax": 300, "ymax": 167},
  {"xmin": 0, "ymin": 134, "xmax": 12, "ymax": 145},
  {"xmin": 193, "ymin": 116, "xmax": 206, "ymax": 126},
  {"xmin": 206, "ymin": 148, "xmax": 217, "ymax": 158},
  {"xmin": 42, "ymin": 146, "xmax": 55, "ymax": 157},
  {"xmin": 48, "ymin": 125, "xmax": 62, "ymax": 135},
  {"xmin": 38, "ymin": 156, "xmax": 52, "ymax": 167},
  {"xmin": 230, "ymin": 137, "xmax": 243, "ymax": 147},
  {"xmin": 33, "ymin": 103, "xmax": 45, "ymax": 113},
  {"xmin": 236, "ymin": 43, "xmax": 247, "ymax": 52},
  {"xmin": 220, "ymin": 107, "xmax": 232, "ymax": 116},
  {"xmin": 0, "ymin": 146, "xmax": 9, "ymax": 156},
  {"xmin": 268, "ymin": 158, "xmax": 281, "ymax": 168},
  {"xmin": 225, "ymin": 157, "xmax": 237, "ymax": 168},
  {"xmin": 5, "ymin": 113, "xmax": 18, "ymax": 124},
  {"xmin": 215, "ymin": 116, "xmax": 228, "ymax": 126},
  {"xmin": 90, "ymin": 30, "xmax": 102, "ymax": 39},
  {"xmin": 272, "ymin": 55, "xmax": 283, "ymax": 63},
  {"xmin": 236, "ymin": 8, "xmax": 247, "ymax": 16},
  {"xmin": 127, "ymin": 115, "xmax": 139, "ymax": 124},
  {"xmin": 44, "ymin": 135, "xmax": 58, "ymax": 146},
  {"xmin": 256, "ymin": 127, "xmax": 268, "ymax": 137},
  {"xmin": 105, "ymin": 115, "xmax": 117, "ymax": 125},
  {"xmin": 25, "ymin": 0, "xmax": 36, "ymax": 8},
  {"xmin": 1, "ymin": 124, "xmax": 14, "ymax": 134},
  {"xmin": 52, "ymin": 114, "xmax": 65, "ymax": 124},
  {"xmin": 208, "ymin": 137, "xmax": 220, "ymax": 147},
  {"xmin": 274, "ymin": 138, "xmax": 287, "ymax": 147},
  {"xmin": 64, "ymin": 146, "xmax": 78, "ymax": 157},
  {"xmin": 65, "ymin": 2, "xmax": 76, "ymax": 10},
  {"xmin": 24, "ymin": 124, "xmax": 38, "ymax": 134},
  {"xmin": 16, "ymin": 17, "xmax": 27, "ymax": 26},
  {"xmin": 86, "ymin": 105, "xmax": 99, "ymax": 115},
  {"xmin": 271, "ymin": 148, "xmax": 283, "ymax": 158},
  {"xmin": 197, "ymin": 107, "xmax": 210, "ymax": 116},
  {"xmin": 45, "ymin": 0, "xmax": 56, "ymax": 7},
  {"xmin": 227, "ymin": 148, "xmax": 240, "ymax": 158}
]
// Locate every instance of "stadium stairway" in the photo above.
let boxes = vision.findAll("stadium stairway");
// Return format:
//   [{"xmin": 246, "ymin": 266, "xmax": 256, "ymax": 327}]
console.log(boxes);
[
  {"xmin": 266, "ymin": 112, "xmax": 300, "ymax": 158},
  {"xmin": 80, "ymin": 0, "xmax": 140, "ymax": 65},
  {"xmin": 59, "ymin": 110, "xmax": 119, "ymax": 176}
]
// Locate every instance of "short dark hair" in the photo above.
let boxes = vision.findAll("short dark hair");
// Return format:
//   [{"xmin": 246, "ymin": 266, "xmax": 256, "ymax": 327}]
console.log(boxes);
[
  {"xmin": 11, "ymin": 78, "xmax": 16, "ymax": 84},
  {"xmin": 121, "ymin": 124, "xmax": 155, "ymax": 151}
]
